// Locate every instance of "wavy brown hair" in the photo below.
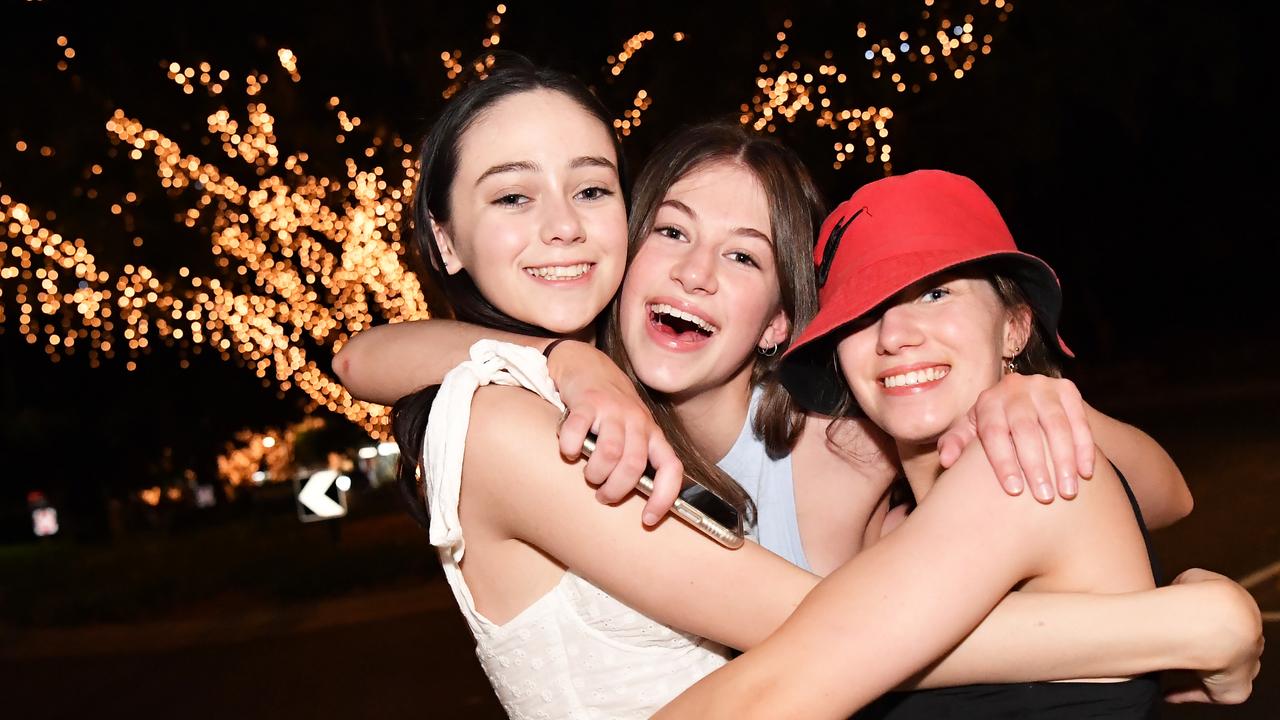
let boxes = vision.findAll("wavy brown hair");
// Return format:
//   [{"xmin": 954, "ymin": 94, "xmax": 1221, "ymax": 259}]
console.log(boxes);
[{"xmin": 602, "ymin": 122, "xmax": 826, "ymax": 521}]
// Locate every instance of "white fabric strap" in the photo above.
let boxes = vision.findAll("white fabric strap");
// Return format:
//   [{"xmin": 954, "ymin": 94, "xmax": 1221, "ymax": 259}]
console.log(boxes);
[{"xmin": 424, "ymin": 339, "xmax": 565, "ymax": 563}]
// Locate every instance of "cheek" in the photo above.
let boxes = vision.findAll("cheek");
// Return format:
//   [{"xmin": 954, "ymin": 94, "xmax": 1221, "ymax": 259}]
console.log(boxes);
[
  {"xmin": 623, "ymin": 241, "xmax": 666, "ymax": 287},
  {"xmin": 456, "ymin": 216, "xmax": 520, "ymax": 268},
  {"xmin": 722, "ymin": 272, "xmax": 780, "ymax": 331},
  {"xmin": 836, "ymin": 334, "xmax": 877, "ymax": 395}
]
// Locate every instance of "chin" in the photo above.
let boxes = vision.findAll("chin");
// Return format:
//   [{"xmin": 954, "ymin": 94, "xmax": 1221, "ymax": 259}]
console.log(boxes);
[
  {"xmin": 536, "ymin": 314, "xmax": 598, "ymax": 336},
  {"xmin": 869, "ymin": 413, "xmax": 949, "ymax": 447},
  {"xmin": 631, "ymin": 365, "xmax": 691, "ymax": 396}
]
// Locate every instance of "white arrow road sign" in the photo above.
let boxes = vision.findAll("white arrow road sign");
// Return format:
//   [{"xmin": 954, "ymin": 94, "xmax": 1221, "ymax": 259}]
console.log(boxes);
[{"xmin": 296, "ymin": 470, "xmax": 348, "ymax": 522}]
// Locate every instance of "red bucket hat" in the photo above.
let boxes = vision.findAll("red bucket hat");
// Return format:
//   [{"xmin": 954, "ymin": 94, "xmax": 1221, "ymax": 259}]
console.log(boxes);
[{"xmin": 781, "ymin": 169, "xmax": 1072, "ymax": 416}]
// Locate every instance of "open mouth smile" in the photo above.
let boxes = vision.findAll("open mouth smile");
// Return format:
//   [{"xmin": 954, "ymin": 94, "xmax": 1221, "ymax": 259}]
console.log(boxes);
[
  {"xmin": 877, "ymin": 364, "xmax": 951, "ymax": 394},
  {"xmin": 524, "ymin": 262, "xmax": 594, "ymax": 281}
]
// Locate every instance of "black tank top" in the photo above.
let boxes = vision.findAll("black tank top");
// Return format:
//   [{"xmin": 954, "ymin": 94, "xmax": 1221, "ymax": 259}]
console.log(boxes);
[{"xmin": 854, "ymin": 466, "xmax": 1163, "ymax": 720}]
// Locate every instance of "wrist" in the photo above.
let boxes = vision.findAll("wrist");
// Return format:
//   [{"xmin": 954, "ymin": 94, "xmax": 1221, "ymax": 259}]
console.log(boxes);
[{"xmin": 542, "ymin": 337, "xmax": 569, "ymax": 360}]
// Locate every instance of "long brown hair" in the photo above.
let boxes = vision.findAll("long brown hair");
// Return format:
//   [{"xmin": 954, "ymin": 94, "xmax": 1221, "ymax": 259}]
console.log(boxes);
[
  {"xmin": 602, "ymin": 122, "xmax": 826, "ymax": 521},
  {"xmin": 392, "ymin": 53, "xmax": 626, "ymax": 530}
]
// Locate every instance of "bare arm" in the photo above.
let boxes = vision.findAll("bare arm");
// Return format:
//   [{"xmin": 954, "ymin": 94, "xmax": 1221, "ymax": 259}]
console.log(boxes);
[
  {"xmin": 910, "ymin": 579, "xmax": 1259, "ymax": 691},
  {"xmin": 655, "ymin": 446, "xmax": 1144, "ymax": 719},
  {"xmin": 1087, "ymin": 404, "xmax": 1192, "ymax": 529},
  {"xmin": 333, "ymin": 319, "xmax": 549, "ymax": 405},
  {"xmin": 336, "ymin": 326, "xmax": 686, "ymax": 518},
  {"xmin": 468, "ymin": 390, "xmax": 1254, "ymax": 695},
  {"xmin": 938, "ymin": 374, "xmax": 1192, "ymax": 527},
  {"xmin": 466, "ymin": 386, "xmax": 816, "ymax": 651}
]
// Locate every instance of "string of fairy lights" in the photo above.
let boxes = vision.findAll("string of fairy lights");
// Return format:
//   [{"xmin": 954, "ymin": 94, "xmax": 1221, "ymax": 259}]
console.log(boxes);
[
  {"xmin": 1, "ymin": 2, "xmax": 1011, "ymax": 443},
  {"xmin": 743, "ymin": 0, "xmax": 1013, "ymax": 171}
]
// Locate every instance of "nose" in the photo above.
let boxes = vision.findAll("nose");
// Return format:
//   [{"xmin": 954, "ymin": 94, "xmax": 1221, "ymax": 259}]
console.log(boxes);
[
  {"xmin": 876, "ymin": 303, "xmax": 924, "ymax": 355},
  {"xmin": 541, "ymin": 193, "xmax": 585, "ymax": 245},
  {"xmin": 669, "ymin": 241, "xmax": 717, "ymax": 295}
]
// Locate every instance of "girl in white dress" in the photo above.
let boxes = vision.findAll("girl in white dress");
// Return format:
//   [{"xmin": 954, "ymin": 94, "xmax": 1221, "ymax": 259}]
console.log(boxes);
[{"xmin": 334, "ymin": 56, "xmax": 1262, "ymax": 718}]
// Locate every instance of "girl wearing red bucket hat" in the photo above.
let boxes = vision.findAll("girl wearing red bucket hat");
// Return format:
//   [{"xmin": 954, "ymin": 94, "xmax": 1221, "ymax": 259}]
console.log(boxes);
[
  {"xmin": 656, "ymin": 170, "xmax": 1264, "ymax": 718},
  {"xmin": 341, "ymin": 103, "xmax": 1259, "ymax": 717}
]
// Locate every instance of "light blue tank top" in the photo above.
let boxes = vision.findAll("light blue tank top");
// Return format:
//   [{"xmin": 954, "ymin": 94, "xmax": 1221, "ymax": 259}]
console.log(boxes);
[{"xmin": 716, "ymin": 387, "xmax": 813, "ymax": 572}]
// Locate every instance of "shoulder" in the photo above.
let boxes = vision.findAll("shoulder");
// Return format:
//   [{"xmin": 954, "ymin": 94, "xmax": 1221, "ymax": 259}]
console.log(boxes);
[
  {"xmin": 464, "ymin": 385, "xmax": 563, "ymax": 465},
  {"xmin": 469, "ymin": 383, "xmax": 561, "ymax": 426},
  {"xmin": 458, "ymin": 386, "xmax": 571, "ymax": 498},
  {"xmin": 931, "ymin": 440, "xmax": 1132, "ymax": 542}
]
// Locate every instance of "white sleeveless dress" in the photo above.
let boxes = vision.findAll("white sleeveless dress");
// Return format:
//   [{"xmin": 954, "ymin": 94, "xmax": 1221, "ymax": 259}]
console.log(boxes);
[{"xmin": 424, "ymin": 340, "xmax": 730, "ymax": 719}]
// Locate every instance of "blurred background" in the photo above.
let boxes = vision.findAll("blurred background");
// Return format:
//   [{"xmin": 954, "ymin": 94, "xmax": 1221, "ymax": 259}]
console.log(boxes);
[{"xmin": 1, "ymin": 0, "xmax": 1274, "ymax": 717}]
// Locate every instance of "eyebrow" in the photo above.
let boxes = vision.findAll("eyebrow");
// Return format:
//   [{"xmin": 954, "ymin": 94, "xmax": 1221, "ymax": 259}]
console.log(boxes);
[
  {"xmin": 658, "ymin": 199, "xmax": 773, "ymax": 244},
  {"xmin": 475, "ymin": 161, "xmax": 538, "ymax": 186},
  {"xmin": 571, "ymin": 155, "xmax": 617, "ymax": 173},
  {"xmin": 474, "ymin": 156, "xmax": 618, "ymax": 186}
]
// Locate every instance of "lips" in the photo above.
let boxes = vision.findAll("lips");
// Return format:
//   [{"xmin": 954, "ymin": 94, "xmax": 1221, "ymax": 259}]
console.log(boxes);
[
  {"xmin": 644, "ymin": 297, "xmax": 719, "ymax": 351},
  {"xmin": 523, "ymin": 262, "xmax": 594, "ymax": 283},
  {"xmin": 647, "ymin": 302, "xmax": 719, "ymax": 335},
  {"xmin": 877, "ymin": 363, "xmax": 951, "ymax": 395}
]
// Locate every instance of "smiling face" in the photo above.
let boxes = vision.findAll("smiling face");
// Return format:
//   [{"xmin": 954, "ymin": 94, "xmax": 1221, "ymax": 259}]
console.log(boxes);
[
  {"xmin": 432, "ymin": 89, "xmax": 628, "ymax": 336},
  {"xmin": 618, "ymin": 161, "xmax": 790, "ymax": 399},
  {"xmin": 835, "ymin": 273, "xmax": 1030, "ymax": 445}
]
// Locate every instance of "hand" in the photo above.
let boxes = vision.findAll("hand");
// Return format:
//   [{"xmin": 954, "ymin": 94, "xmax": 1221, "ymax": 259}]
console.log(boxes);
[
  {"xmin": 937, "ymin": 373, "xmax": 1095, "ymax": 503},
  {"xmin": 1164, "ymin": 568, "xmax": 1264, "ymax": 705},
  {"xmin": 547, "ymin": 340, "xmax": 683, "ymax": 525}
]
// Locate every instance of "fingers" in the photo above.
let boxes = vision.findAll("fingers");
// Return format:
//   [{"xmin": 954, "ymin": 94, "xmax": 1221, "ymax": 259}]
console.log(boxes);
[
  {"xmin": 936, "ymin": 431, "xmax": 963, "ymax": 470},
  {"xmin": 973, "ymin": 405, "xmax": 1026, "ymax": 496},
  {"xmin": 1058, "ymin": 383, "xmax": 1096, "ymax": 479},
  {"xmin": 643, "ymin": 435, "xmax": 684, "ymax": 526},
  {"xmin": 596, "ymin": 419, "xmax": 651, "ymax": 504},
  {"xmin": 582, "ymin": 417, "xmax": 624, "ymax": 487},
  {"xmin": 1006, "ymin": 408, "xmax": 1054, "ymax": 503},
  {"xmin": 1036, "ymin": 405, "xmax": 1079, "ymax": 499},
  {"xmin": 557, "ymin": 407, "xmax": 595, "ymax": 462},
  {"xmin": 937, "ymin": 407, "xmax": 978, "ymax": 470},
  {"xmin": 1163, "ymin": 688, "xmax": 1211, "ymax": 704},
  {"xmin": 1171, "ymin": 567, "xmax": 1223, "ymax": 585}
]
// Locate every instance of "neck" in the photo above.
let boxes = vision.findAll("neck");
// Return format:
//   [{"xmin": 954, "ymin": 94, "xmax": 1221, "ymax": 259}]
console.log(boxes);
[
  {"xmin": 897, "ymin": 440, "xmax": 943, "ymax": 502},
  {"xmin": 668, "ymin": 362, "xmax": 756, "ymax": 462}
]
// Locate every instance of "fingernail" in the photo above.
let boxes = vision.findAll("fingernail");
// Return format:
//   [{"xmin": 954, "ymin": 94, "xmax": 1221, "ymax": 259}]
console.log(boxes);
[
  {"xmin": 1034, "ymin": 482, "xmax": 1053, "ymax": 502},
  {"xmin": 1006, "ymin": 475, "xmax": 1024, "ymax": 494},
  {"xmin": 1082, "ymin": 460, "xmax": 1094, "ymax": 478},
  {"xmin": 643, "ymin": 512, "xmax": 658, "ymax": 526},
  {"xmin": 1063, "ymin": 476, "xmax": 1078, "ymax": 497}
]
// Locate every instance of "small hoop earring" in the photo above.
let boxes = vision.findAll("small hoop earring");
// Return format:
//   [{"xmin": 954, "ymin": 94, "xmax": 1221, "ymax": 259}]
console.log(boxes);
[{"xmin": 758, "ymin": 341, "xmax": 779, "ymax": 357}]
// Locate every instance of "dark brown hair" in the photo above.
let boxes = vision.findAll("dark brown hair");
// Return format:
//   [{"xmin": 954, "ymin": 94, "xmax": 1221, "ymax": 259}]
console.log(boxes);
[
  {"xmin": 391, "ymin": 53, "xmax": 626, "ymax": 530},
  {"xmin": 601, "ymin": 122, "xmax": 826, "ymax": 521},
  {"xmin": 990, "ymin": 272, "xmax": 1062, "ymax": 378}
]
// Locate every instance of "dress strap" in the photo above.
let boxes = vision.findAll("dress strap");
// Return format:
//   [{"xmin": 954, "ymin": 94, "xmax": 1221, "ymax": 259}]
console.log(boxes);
[{"xmin": 424, "ymin": 339, "xmax": 565, "ymax": 564}]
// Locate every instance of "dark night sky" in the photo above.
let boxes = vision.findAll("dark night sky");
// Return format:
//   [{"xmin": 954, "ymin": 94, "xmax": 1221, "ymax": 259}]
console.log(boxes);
[{"xmin": 0, "ymin": 1, "xmax": 1274, "ymax": 514}]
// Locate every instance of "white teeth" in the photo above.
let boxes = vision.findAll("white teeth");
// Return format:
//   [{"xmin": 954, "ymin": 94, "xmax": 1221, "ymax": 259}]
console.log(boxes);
[
  {"xmin": 882, "ymin": 366, "xmax": 949, "ymax": 388},
  {"xmin": 525, "ymin": 263, "xmax": 591, "ymax": 280},
  {"xmin": 647, "ymin": 303, "xmax": 719, "ymax": 335}
]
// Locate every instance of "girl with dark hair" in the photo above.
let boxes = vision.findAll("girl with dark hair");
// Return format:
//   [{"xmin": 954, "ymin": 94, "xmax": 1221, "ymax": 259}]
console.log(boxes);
[
  {"xmin": 656, "ymin": 170, "xmax": 1264, "ymax": 718},
  {"xmin": 336, "ymin": 84, "xmax": 1260, "ymax": 717}
]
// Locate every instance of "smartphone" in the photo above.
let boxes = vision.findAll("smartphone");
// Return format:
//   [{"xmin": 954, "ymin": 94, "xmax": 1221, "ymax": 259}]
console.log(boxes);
[{"xmin": 561, "ymin": 414, "xmax": 745, "ymax": 549}]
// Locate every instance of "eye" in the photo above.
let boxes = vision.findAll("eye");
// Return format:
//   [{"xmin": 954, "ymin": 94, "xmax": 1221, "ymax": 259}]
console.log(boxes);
[
  {"xmin": 575, "ymin": 186, "xmax": 614, "ymax": 201},
  {"xmin": 726, "ymin": 251, "xmax": 759, "ymax": 268},
  {"xmin": 920, "ymin": 286, "xmax": 951, "ymax": 303},
  {"xmin": 654, "ymin": 225, "xmax": 686, "ymax": 241},
  {"xmin": 493, "ymin": 193, "xmax": 529, "ymax": 207}
]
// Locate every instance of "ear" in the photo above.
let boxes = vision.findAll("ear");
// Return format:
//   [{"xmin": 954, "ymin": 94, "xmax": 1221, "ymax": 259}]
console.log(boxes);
[
  {"xmin": 430, "ymin": 215, "xmax": 463, "ymax": 276},
  {"xmin": 1002, "ymin": 305, "xmax": 1033, "ymax": 356},
  {"xmin": 758, "ymin": 308, "xmax": 791, "ymax": 352}
]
